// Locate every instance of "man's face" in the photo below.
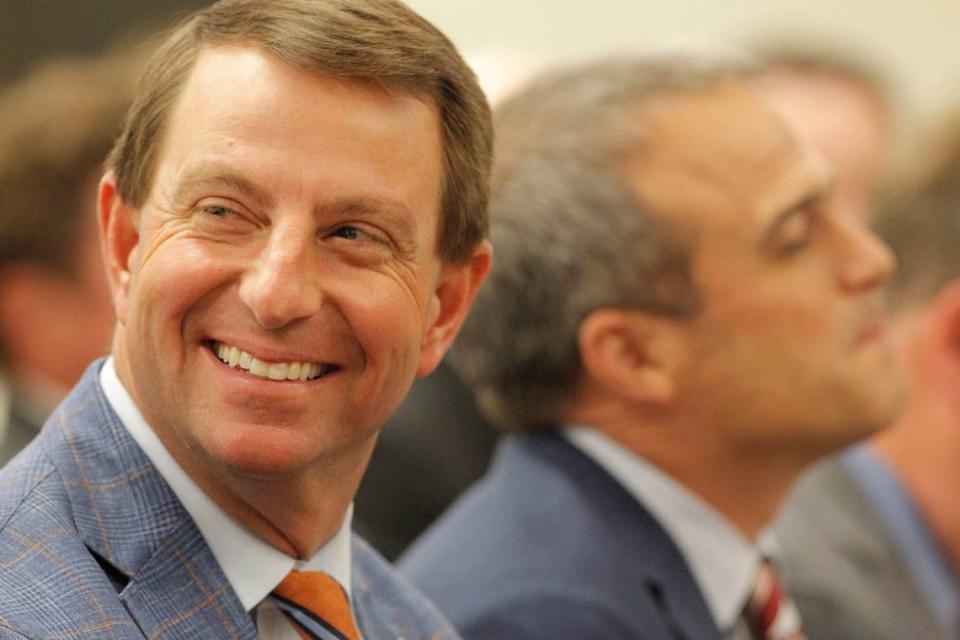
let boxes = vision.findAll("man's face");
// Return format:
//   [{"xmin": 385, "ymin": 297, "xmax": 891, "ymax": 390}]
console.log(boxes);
[
  {"xmin": 105, "ymin": 46, "xmax": 458, "ymax": 481},
  {"xmin": 628, "ymin": 81, "xmax": 904, "ymax": 455}
]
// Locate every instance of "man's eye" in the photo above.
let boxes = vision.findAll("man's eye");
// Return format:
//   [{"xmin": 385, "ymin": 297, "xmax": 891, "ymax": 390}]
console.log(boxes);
[
  {"xmin": 777, "ymin": 214, "xmax": 814, "ymax": 254},
  {"xmin": 332, "ymin": 226, "xmax": 362, "ymax": 240},
  {"xmin": 203, "ymin": 205, "xmax": 232, "ymax": 217}
]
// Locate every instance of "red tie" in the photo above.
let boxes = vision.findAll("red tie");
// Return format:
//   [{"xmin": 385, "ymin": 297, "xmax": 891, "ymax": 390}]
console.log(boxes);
[
  {"xmin": 271, "ymin": 570, "xmax": 360, "ymax": 640},
  {"xmin": 745, "ymin": 560, "xmax": 806, "ymax": 640}
]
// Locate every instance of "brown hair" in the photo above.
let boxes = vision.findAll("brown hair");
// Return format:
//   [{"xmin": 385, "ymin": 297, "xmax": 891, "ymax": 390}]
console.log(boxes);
[
  {"xmin": 108, "ymin": 0, "xmax": 492, "ymax": 263},
  {"xmin": 0, "ymin": 51, "xmax": 140, "ymax": 275}
]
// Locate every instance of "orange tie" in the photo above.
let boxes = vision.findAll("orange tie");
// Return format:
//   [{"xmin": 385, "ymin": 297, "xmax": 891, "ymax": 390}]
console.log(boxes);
[{"xmin": 271, "ymin": 570, "xmax": 361, "ymax": 640}]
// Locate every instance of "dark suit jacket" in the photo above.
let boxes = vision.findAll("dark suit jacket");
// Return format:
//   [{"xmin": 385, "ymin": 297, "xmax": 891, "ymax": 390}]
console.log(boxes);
[
  {"xmin": 775, "ymin": 454, "xmax": 952, "ymax": 640},
  {"xmin": 399, "ymin": 433, "xmax": 725, "ymax": 640},
  {"xmin": 0, "ymin": 361, "xmax": 460, "ymax": 640}
]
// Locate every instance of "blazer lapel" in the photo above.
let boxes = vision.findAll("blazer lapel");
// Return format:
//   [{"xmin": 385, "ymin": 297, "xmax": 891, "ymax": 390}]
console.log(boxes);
[
  {"xmin": 45, "ymin": 361, "xmax": 257, "ymax": 639},
  {"xmin": 120, "ymin": 516, "xmax": 257, "ymax": 640},
  {"xmin": 647, "ymin": 572, "xmax": 727, "ymax": 640},
  {"xmin": 534, "ymin": 434, "xmax": 727, "ymax": 640}
]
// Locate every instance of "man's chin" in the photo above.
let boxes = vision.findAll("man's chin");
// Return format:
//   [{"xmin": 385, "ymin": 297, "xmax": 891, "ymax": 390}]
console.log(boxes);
[{"xmin": 204, "ymin": 426, "xmax": 320, "ymax": 479}]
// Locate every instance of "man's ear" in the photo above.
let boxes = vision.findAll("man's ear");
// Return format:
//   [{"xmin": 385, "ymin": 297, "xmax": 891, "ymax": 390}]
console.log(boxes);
[
  {"xmin": 98, "ymin": 171, "xmax": 140, "ymax": 325},
  {"xmin": 416, "ymin": 241, "xmax": 492, "ymax": 377},
  {"xmin": 577, "ymin": 308, "xmax": 687, "ymax": 406},
  {"xmin": 925, "ymin": 279, "xmax": 960, "ymax": 378}
]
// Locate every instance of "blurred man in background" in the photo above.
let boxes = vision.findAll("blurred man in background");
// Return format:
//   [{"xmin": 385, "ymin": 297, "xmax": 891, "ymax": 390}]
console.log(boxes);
[
  {"xmin": 0, "ymin": 52, "xmax": 139, "ymax": 464},
  {"xmin": 775, "ymin": 110, "xmax": 960, "ymax": 640},
  {"xmin": 756, "ymin": 48, "xmax": 894, "ymax": 222},
  {"xmin": 401, "ymin": 53, "xmax": 904, "ymax": 640}
]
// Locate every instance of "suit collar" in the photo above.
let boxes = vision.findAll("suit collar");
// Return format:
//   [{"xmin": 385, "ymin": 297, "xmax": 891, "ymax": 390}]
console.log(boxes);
[
  {"xmin": 513, "ymin": 432, "xmax": 726, "ymax": 640},
  {"xmin": 565, "ymin": 426, "xmax": 761, "ymax": 632},
  {"xmin": 40, "ymin": 360, "xmax": 257, "ymax": 638}
]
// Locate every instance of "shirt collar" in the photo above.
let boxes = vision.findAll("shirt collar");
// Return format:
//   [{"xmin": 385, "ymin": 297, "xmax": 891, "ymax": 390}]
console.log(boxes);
[
  {"xmin": 564, "ymin": 425, "xmax": 762, "ymax": 632},
  {"xmin": 100, "ymin": 357, "xmax": 353, "ymax": 612}
]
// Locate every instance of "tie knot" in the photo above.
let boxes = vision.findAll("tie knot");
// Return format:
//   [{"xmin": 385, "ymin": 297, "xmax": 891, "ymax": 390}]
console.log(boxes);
[
  {"xmin": 745, "ymin": 559, "xmax": 806, "ymax": 640},
  {"xmin": 272, "ymin": 570, "xmax": 360, "ymax": 640}
]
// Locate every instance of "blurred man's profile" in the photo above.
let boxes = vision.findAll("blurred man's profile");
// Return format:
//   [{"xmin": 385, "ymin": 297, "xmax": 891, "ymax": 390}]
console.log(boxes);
[
  {"xmin": 402, "ymin": 53, "xmax": 904, "ymax": 640},
  {"xmin": 776, "ymin": 107, "xmax": 960, "ymax": 640}
]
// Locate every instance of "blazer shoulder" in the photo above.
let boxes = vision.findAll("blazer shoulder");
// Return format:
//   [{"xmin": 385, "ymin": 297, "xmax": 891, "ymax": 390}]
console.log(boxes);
[
  {"xmin": 450, "ymin": 581, "xmax": 674, "ymax": 640},
  {"xmin": 350, "ymin": 535, "xmax": 460, "ymax": 640},
  {"xmin": 0, "ymin": 437, "xmax": 59, "ymax": 530}
]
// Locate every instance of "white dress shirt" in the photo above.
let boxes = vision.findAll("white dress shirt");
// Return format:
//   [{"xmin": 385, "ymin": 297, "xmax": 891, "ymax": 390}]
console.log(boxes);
[
  {"xmin": 101, "ymin": 358, "xmax": 354, "ymax": 640},
  {"xmin": 565, "ymin": 425, "xmax": 767, "ymax": 640}
]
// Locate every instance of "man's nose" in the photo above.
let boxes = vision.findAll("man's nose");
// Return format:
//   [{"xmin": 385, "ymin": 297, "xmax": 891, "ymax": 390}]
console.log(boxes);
[
  {"xmin": 238, "ymin": 226, "xmax": 322, "ymax": 329},
  {"xmin": 835, "ymin": 216, "xmax": 896, "ymax": 294}
]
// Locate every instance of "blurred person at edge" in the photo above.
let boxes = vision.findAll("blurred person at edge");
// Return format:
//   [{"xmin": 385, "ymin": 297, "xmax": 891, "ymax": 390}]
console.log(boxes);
[
  {"xmin": 756, "ymin": 47, "xmax": 894, "ymax": 222},
  {"xmin": 775, "ymin": 110, "xmax": 960, "ymax": 640},
  {"xmin": 0, "ymin": 0, "xmax": 491, "ymax": 638},
  {"xmin": 0, "ymin": 51, "xmax": 141, "ymax": 464},
  {"xmin": 400, "ymin": 53, "xmax": 905, "ymax": 640}
]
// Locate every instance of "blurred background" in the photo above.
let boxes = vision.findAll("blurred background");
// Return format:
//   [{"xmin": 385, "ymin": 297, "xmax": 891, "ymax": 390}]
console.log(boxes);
[{"xmin": 3, "ymin": 0, "xmax": 959, "ymax": 133}]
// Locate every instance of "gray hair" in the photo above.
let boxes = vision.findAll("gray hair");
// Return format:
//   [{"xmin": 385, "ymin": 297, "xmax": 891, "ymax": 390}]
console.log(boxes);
[{"xmin": 453, "ymin": 53, "xmax": 758, "ymax": 432}]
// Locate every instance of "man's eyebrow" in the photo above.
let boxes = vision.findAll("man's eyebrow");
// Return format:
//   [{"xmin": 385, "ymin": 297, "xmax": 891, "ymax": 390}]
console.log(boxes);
[{"xmin": 172, "ymin": 171, "xmax": 274, "ymax": 209}]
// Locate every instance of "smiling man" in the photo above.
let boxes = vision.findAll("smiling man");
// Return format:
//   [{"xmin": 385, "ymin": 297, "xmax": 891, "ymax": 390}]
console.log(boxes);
[
  {"xmin": 0, "ymin": 1, "xmax": 491, "ymax": 638},
  {"xmin": 400, "ymin": 55, "xmax": 904, "ymax": 640}
]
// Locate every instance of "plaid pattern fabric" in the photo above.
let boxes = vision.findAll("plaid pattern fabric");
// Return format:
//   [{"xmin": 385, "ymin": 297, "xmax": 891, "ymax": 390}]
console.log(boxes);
[{"xmin": 0, "ymin": 360, "xmax": 462, "ymax": 640}]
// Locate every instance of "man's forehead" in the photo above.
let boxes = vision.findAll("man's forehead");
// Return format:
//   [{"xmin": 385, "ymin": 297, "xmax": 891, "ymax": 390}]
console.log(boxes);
[{"xmin": 626, "ymin": 81, "xmax": 830, "ymax": 225}]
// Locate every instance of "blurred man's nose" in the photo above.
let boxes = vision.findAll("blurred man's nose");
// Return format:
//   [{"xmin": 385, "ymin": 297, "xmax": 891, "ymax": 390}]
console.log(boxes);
[{"xmin": 835, "ymin": 216, "xmax": 895, "ymax": 294}]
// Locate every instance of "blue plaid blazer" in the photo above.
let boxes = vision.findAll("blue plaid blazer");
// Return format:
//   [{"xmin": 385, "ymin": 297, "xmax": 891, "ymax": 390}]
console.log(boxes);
[{"xmin": 0, "ymin": 361, "xmax": 460, "ymax": 640}]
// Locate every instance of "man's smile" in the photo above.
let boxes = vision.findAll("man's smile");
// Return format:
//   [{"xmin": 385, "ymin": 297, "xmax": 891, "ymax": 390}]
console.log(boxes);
[{"xmin": 210, "ymin": 340, "xmax": 336, "ymax": 381}]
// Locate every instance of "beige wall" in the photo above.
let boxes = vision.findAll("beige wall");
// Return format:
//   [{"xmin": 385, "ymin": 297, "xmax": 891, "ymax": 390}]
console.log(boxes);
[{"xmin": 407, "ymin": 0, "xmax": 960, "ymax": 132}]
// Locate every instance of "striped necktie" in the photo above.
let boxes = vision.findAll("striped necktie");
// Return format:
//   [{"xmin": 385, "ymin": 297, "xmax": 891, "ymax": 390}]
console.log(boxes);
[
  {"xmin": 271, "ymin": 570, "xmax": 360, "ymax": 640},
  {"xmin": 745, "ymin": 559, "xmax": 806, "ymax": 640}
]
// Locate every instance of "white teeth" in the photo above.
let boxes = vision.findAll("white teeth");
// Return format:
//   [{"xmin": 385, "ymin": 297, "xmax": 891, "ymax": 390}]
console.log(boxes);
[
  {"xmin": 212, "ymin": 342, "xmax": 327, "ymax": 381},
  {"xmin": 249, "ymin": 357, "xmax": 269, "ymax": 377}
]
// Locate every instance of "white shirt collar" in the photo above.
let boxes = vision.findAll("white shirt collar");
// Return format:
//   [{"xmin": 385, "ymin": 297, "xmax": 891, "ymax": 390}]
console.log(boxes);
[
  {"xmin": 564, "ymin": 425, "xmax": 763, "ymax": 633},
  {"xmin": 99, "ymin": 357, "xmax": 353, "ymax": 612}
]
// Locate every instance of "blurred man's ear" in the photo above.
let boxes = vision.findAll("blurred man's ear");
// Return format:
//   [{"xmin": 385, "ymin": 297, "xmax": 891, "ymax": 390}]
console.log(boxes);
[
  {"xmin": 415, "ymin": 241, "xmax": 492, "ymax": 377},
  {"xmin": 927, "ymin": 280, "xmax": 960, "ymax": 376},
  {"xmin": 578, "ymin": 308, "xmax": 688, "ymax": 406},
  {"xmin": 97, "ymin": 172, "xmax": 140, "ymax": 325}
]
